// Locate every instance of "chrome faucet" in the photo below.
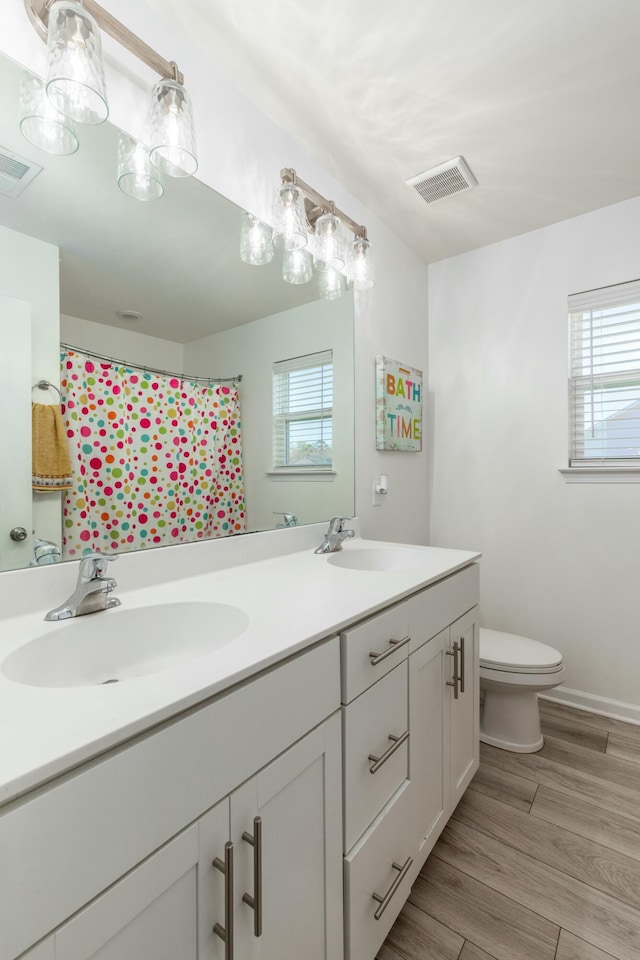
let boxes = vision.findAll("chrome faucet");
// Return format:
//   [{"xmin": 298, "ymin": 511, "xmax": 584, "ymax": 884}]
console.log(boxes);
[
  {"xmin": 44, "ymin": 553, "xmax": 121, "ymax": 621},
  {"xmin": 274, "ymin": 512, "xmax": 298, "ymax": 528},
  {"xmin": 314, "ymin": 516, "xmax": 356, "ymax": 554}
]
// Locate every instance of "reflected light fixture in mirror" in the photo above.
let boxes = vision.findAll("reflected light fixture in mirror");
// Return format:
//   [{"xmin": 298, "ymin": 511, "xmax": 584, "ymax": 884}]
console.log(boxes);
[
  {"xmin": 240, "ymin": 212, "xmax": 274, "ymax": 265},
  {"xmin": 283, "ymin": 246, "xmax": 313, "ymax": 284},
  {"xmin": 19, "ymin": 70, "xmax": 79, "ymax": 156},
  {"xmin": 319, "ymin": 265, "xmax": 347, "ymax": 301},
  {"xmin": 117, "ymin": 134, "xmax": 164, "ymax": 201}
]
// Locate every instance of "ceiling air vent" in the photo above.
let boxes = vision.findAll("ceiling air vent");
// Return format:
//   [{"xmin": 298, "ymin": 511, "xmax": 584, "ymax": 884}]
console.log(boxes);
[
  {"xmin": 407, "ymin": 156, "xmax": 477, "ymax": 204},
  {"xmin": 0, "ymin": 147, "xmax": 43, "ymax": 199}
]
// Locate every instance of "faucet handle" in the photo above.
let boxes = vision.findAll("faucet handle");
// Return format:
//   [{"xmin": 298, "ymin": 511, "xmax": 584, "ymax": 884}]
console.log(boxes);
[
  {"xmin": 327, "ymin": 516, "xmax": 352, "ymax": 534},
  {"xmin": 79, "ymin": 552, "xmax": 117, "ymax": 581}
]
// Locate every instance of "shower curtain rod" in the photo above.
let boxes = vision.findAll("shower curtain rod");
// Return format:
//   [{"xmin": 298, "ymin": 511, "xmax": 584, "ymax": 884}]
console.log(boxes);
[{"xmin": 60, "ymin": 343, "xmax": 243, "ymax": 384}]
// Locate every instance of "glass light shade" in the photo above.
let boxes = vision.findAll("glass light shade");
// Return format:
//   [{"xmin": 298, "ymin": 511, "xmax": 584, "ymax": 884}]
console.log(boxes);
[
  {"xmin": 45, "ymin": 1, "xmax": 108, "ymax": 125},
  {"xmin": 283, "ymin": 246, "xmax": 313, "ymax": 284},
  {"xmin": 149, "ymin": 79, "xmax": 198, "ymax": 178},
  {"xmin": 350, "ymin": 236, "xmax": 375, "ymax": 290},
  {"xmin": 272, "ymin": 183, "xmax": 308, "ymax": 251},
  {"xmin": 240, "ymin": 212, "xmax": 274, "ymax": 265},
  {"xmin": 19, "ymin": 71, "xmax": 79, "ymax": 155},
  {"xmin": 318, "ymin": 266, "xmax": 347, "ymax": 300},
  {"xmin": 117, "ymin": 135, "xmax": 164, "ymax": 201},
  {"xmin": 313, "ymin": 212, "xmax": 345, "ymax": 272}
]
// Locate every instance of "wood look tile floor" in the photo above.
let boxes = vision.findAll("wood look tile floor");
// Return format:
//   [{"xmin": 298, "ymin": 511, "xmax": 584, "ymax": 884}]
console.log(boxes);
[{"xmin": 378, "ymin": 700, "xmax": 640, "ymax": 960}]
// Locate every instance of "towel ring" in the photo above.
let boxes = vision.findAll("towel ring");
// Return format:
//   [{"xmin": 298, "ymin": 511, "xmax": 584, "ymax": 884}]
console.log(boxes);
[{"xmin": 32, "ymin": 379, "xmax": 61, "ymax": 399}]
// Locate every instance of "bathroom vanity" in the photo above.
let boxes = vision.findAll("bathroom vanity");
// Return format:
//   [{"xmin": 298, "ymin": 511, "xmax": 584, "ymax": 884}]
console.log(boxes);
[{"xmin": 0, "ymin": 528, "xmax": 479, "ymax": 960}]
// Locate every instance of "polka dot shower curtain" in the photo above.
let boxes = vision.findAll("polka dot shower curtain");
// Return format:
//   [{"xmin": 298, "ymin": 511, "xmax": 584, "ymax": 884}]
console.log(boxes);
[{"xmin": 60, "ymin": 348, "xmax": 246, "ymax": 559}]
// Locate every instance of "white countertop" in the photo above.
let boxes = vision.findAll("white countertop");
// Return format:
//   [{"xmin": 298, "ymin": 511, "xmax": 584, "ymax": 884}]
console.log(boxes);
[{"xmin": 0, "ymin": 533, "xmax": 479, "ymax": 806}]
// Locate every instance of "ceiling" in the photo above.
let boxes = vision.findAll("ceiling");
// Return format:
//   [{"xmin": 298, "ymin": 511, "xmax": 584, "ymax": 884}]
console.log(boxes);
[{"xmin": 146, "ymin": 0, "xmax": 640, "ymax": 263}]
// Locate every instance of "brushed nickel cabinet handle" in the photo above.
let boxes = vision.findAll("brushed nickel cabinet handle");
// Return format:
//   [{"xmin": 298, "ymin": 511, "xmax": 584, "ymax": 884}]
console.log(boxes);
[
  {"xmin": 459, "ymin": 635, "xmax": 466, "ymax": 694},
  {"xmin": 213, "ymin": 841, "xmax": 234, "ymax": 960},
  {"xmin": 242, "ymin": 816, "xmax": 263, "ymax": 937},
  {"xmin": 446, "ymin": 640, "xmax": 460, "ymax": 699},
  {"xmin": 368, "ymin": 730, "xmax": 409, "ymax": 774},
  {"xmin": 369, "ymin": 635, "xmax": 410, "ymax": 666},
  {"xmin": 372, "ymin": 856, "xmax": 414, "ymax": 920}
]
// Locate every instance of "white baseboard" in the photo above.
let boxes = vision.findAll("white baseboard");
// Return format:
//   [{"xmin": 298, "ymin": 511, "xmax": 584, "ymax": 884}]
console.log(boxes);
[{"xmin": 539, "ymin": 686, "xmax": 640, "ymax": 727}]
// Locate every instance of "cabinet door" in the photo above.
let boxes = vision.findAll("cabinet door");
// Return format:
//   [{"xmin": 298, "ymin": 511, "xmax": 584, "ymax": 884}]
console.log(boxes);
[
  {"xmin": 231, "ymin": 712, "xmax": 343, "ymax": 960},
  {"xmin": 198, "ymin": 798, "xmax": 232, "ymax": 960},
  {"xmin": 448, "ymin": 606, "xmax": 479, "ymax": 810},
  {"xmin": 408, "ymin": 628, "xmax": 448, "ymax": 864},
  {"xmin": 53, "ymin": 827, "xmax": 199, "ymax": 960}
]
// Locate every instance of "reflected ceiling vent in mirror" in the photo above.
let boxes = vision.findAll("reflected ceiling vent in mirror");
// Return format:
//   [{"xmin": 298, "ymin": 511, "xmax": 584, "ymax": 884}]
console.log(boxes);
[
  {"xmin": 407, "ymin": 156, "xmax": 477, "ymax": 204},
  {"xmin": 0, "ymin": 146, "xmax": 42, "ymax": 198}
]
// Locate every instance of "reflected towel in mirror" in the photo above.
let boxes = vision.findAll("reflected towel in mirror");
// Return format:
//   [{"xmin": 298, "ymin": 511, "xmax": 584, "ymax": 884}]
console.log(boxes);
[{"xmin": 32, "ymin": 403, "xmax": 73, "ymax": 492}]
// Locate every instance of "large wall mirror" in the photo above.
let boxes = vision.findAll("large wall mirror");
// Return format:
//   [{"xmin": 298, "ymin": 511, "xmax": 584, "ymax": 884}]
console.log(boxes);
[{"xmin": 0, "ymin": 54, "xmax": 354, "ymax": 573}]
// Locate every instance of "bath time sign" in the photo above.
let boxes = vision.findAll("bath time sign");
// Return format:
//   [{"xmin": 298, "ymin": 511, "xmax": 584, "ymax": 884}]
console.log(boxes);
[{"xmin": 375, "ymin": 356, "xmax": 423, "ymax": 452}]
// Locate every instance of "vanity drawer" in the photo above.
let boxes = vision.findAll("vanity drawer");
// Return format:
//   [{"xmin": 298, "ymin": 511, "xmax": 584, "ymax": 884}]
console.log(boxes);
[
  {"xmin": 343, "ymin": 661, "xmax": 408, "ymax": 852},
  {"xmin": 344, "ymin": 782, "xmax": 418, "ymax": 960},
  {"xmin": 341, "ymin": 601, "xmax": 410, "ymax": 704},
  {"xmin": 0, "ymin": 637, "xmax": 339, "ymax": 960},
  {"xmin": 407, "ymin": 563, "xmax": 479, "ymax": 654}
]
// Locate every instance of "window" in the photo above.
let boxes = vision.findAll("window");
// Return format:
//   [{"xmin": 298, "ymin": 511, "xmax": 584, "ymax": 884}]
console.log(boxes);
[
  {"xmin": 272, "ymin": 350, "xmax": 333, "ymax": 470},
  {"xmin": 569, "ymin": 280, "xmax": 640, "ymax": 467}
]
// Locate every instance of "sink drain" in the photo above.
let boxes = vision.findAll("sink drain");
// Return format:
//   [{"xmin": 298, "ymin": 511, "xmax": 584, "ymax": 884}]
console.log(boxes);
[{"xmin": 100, "ymin": 678, "xmax": 120, "ymax": 685}]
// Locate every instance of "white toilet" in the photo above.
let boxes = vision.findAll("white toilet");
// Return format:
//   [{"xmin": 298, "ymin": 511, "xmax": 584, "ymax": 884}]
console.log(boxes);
[{"xmin": 479, "ymin": 628, "xmax": 565, "ymax": 753}]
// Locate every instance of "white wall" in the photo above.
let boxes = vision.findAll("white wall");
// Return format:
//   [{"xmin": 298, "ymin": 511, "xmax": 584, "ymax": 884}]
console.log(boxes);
[
  {"xmin": 60, "ymin": 315, "xmax": 184, "ymax": 371},
  {"xmin": 0, "ymin": 223, "xmax": 60, "ymax": 554},
  {"xmin": 0, "ymin": 2, "xmax": 430, "ymax": 545},
  {"xmin": 429, "ymin": 195, "xmax": 640, "ymax": 710},
  {"xmin": 185, "ymin": 297, "xmax": 354, "ymax": 531}
]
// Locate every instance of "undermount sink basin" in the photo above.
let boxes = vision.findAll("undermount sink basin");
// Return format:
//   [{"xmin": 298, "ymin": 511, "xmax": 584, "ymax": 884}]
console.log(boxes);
[
  {"xmin": 2, "ymin": 602, "xmax": 249, "ymax": 688},
  {"xmin": 326, "ymin": 547, "xmax": 428, "ymax": 572}
]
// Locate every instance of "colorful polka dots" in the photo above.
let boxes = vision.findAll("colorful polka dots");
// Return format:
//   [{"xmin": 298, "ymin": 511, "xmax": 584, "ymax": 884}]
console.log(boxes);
[{"xmin": 61, "ymin": 350, "xmax": 246, "ymax": 558}]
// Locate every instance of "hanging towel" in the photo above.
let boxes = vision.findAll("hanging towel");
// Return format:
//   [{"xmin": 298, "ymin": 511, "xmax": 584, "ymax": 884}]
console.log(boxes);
[{"xmin": 32, "ymin": 403, "xmax": 73, "ymax": 492}]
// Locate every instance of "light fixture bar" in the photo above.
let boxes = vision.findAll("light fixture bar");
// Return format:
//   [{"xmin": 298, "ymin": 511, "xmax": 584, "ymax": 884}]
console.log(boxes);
[
  {"xmin": 280, "ymin": 167, "xmax": 367, "ymax": 240},
  {"xmin": 24, "ymin": 0, "xmax": 184, "ymax": 83}
]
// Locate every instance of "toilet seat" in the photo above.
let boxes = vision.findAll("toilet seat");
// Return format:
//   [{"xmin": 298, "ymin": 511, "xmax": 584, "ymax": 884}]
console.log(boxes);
[{"xmin": 480, "ymin": 628, "xmax": 563, "ymax": 675}]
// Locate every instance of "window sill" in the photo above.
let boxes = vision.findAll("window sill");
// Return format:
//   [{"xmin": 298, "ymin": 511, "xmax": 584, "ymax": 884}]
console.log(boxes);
[
  {"xmin": 559, "ymin": 467, "xmax": 640, "ymax": 483},
  {"xmin": 265, "ymin": 470, "xmax": 336, "ymax": 482}
]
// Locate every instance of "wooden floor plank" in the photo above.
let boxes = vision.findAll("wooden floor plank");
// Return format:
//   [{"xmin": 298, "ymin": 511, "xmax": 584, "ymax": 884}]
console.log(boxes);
[
  {"xmin": 539, "ymin": 712, "xmax": 608, "ymax": 753},
  {"xmin": 555, "ymin": 929, "xmax": 620, "ymax": 960},
  {"xmin": 531, "ymin": 785, "xmax": 640, "ymax": 863},
  {"xmin": 540, "ymin": 734, "xmax": 640, "ymax": 792},
  {"xmin": 479, "ymin": 743, "xmax": 640, "ymax": 824},
  {"xmin": 376, "ymin": 901, "xmax": 464, "ymax": 960},
  {"xmin": 459, "ymin": 943, "xmax": 498, "ymax": 960},
  {"xmin": 469, "ymin": 764, "xmax": 537, "ymax": 812},
  {"xmin": 410, "ymin": 855, "xmax": 558, "ymax": 960},
  {"xmin": 538, "ymin": 700, "xmax": 640, "ymax": 741},
  {"xmin": 435, "ymin": 818, "xmax": 640, "ymax": 960},
  {"xmin": 452, "ymin": 789, "xmax": 640, "ymax": 910},
  {"xmin": 607, "ymin": 732, "xmax": 640, "ymax": 767}
]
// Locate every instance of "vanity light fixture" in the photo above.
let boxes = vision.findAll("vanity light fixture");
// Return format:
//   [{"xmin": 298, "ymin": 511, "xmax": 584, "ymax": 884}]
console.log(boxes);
[
  {"xmin": 23, "ymin": 0, "xmax": 198, "ymax": 179},
  {"xmin": 242, "ymin": 168, "xmax": 375, "ymax": 297}
]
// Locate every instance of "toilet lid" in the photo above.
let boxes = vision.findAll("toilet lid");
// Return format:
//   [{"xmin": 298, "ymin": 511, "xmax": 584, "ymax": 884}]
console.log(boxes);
[{"xmin": 480, "ymin": 628, "xmax": 563, "ymax": 672}]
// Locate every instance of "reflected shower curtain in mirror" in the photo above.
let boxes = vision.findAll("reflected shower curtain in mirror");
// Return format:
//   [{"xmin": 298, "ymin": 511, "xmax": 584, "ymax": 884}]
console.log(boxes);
[{"xmin": 60, "ymin": 348, "xmax": 245, "ymax": 558}]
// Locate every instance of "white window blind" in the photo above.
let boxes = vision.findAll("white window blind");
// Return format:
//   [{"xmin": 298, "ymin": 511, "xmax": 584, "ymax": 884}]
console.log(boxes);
[
  {"xmin": 272, "ymin": 350, "xmax": 333, "ymax": 469},
  {"xmin": 569, "ymin": 280, "xmax": 640, "ymax": 466}
]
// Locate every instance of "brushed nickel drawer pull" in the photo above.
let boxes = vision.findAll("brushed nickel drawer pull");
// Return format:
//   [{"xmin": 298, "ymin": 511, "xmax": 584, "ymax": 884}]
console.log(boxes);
[
  {"xmin": 213, "ymin": 841, "xmax": 234, "ymax": 960},
  {"xmin": 368, "ymin": 730, "xmax": 409, "ymax": 774},
  {"xmin": 446, "ymin": 640, "xmax": 461, "ymax": 699},
  {"xmin": 372, "ymin": 856, "xmax": 414, "ymax": 920},
  {"xmin": 242, "ymin": 816, "xmax": 263, "ymax": 937},
  {"xmin": 369, "ymin": 635, "xmax": 410, "ymax": 666},
  {"xmin": 459, "ymin": 635, "xmax": 466, "ymax": 694}
]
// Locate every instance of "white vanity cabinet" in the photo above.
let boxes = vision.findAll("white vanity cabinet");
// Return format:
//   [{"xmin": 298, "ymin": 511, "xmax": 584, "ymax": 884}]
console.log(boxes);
[
  {"xmin": 0, "ymin": 640, "xmax": 342, "ymax": 960},
  {"xmin": 342, "ymin": 562, "xmax": 480, "ymax": 960}
]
